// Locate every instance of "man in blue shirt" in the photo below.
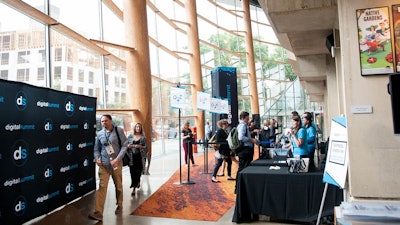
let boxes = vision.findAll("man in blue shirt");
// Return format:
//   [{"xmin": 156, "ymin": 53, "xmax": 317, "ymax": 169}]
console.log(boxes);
[{"xmin": 235, "ymin": 111, "xmax": 259, "ymax": 190}]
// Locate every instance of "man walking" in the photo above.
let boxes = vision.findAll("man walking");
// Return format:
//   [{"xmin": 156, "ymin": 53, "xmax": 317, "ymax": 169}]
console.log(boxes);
[{"xmin": 88, "ymin": 114, "xmax": 128, "ymax": 221}]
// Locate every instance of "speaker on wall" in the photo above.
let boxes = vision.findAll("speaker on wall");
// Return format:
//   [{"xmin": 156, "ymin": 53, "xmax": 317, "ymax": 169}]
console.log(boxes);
[
  {"xmin": 388, "ymin": 73, "xmax": 400, "ymax": 134},
  {"xmin": 326, "ymin": 33, "xmax": 334, "ymax": 57},
  {"xmin": 252, "ymin": 114, "xmax": 260, "ymax": 129}
]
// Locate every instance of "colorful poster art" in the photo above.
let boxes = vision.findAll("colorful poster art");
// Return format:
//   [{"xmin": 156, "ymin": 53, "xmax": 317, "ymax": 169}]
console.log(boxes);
[
  {"xmin": 392, "ymin": 5, "xmax": 400, "ymax": 72},
  {"xmin": 357, "ymin": 7, "xmax": 394, "ymax": 75}
]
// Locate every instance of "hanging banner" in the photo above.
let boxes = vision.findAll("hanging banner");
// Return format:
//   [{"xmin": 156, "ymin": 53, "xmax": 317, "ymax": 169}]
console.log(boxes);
[
  {"xmin": 220, "ymin": 98, "xmax": 229, "ymax": 114},
  {"xmin": 196, "ymin": 91, "xmax": 210, "ymax": 111},
  {"xmin": 170, "ymin": 86, "xmax": 186, "ymax": 109},
  {"xmin": 209, "ymin": 97, "xmax": 220, "ymax": 113}
]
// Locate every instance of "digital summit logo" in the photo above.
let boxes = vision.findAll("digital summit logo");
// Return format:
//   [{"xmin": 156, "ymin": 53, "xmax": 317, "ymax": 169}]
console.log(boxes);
[
  {"xmin": 64, "ymin": 96, "xmax": 75, "ymax": 117},
  {"xmin": 12, "ymin": 140, "xmax": 29, "ymax": 167},
  {"xmin": 13, "ymin": 195, "xmax": 27, "ymax": 217},
  {"xmin": 65, "ymin": 139, "xmax": 74, "ymax": 154},
  {"xmin": 43, "ymin": 118, "xmax": 54, "ymax": 135},
  {"xmin": 43, "ymin": 164, "xmax": 54, "ymax": 182},
  {"xmin": 65, "ymin": 178, "xmax": 75, "ymax": 198},
  {"xmin": 15, "ymin": 90, "xmax": 27, "ymax": 111}
]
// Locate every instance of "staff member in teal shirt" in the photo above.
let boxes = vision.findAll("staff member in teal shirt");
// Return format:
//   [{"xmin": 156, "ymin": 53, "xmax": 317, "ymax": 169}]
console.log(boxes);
[
  {"xmin": 287, "ymin": 115, "xmax": 308, "ymax": 157},
  {"xmin": 302, "ymin": 112, "xmax": 317, "ymax": 169}
]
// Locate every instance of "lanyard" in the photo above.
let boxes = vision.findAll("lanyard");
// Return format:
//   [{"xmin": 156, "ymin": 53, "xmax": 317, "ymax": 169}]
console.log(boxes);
[{"xmin": 105, "ymin": 128, "xmax": 113, "ymax": 145}]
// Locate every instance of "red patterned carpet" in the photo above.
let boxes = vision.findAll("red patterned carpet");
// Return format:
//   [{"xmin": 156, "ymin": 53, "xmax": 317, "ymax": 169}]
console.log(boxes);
[{"xmin": 132, "ymin": 150, "xmax": 238, "ymax": 221}]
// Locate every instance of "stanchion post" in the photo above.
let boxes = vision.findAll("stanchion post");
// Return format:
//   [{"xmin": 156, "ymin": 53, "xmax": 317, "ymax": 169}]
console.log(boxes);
[{"xmin": 174, "ymin": 108, "xmax": 183, "ymax": 185}]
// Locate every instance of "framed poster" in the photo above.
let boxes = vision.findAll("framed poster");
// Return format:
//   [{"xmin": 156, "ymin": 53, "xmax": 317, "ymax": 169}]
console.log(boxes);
[
  {"xmin": 356, "ymin": 7, "xmax": 394, "ymax": 75},
  {"xmin": 392, "ymin": 5, "xmax": 400, "ymax": 72}
]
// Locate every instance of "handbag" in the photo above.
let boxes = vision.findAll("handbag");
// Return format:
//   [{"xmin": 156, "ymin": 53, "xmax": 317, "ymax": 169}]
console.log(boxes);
[
  {"xmin": 287, "ymin": 158, "xmax": 309, "ymax": 173},
  {"xmin": 209, "ymin": 133, "xmax": 220, "ymax": 149},
  {"xmin": 122, "ymin": 153, "xmax": 130, "ymax": 166}
]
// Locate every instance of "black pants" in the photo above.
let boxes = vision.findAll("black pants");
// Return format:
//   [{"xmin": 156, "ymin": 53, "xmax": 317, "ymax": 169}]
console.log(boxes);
[
  {"xmin": 235, "ymin": 146, "xmax": 253, "ymax": 193},
  {"xmin": 212, "ymin": 155, "xmax": 232, "ymax": 177}
]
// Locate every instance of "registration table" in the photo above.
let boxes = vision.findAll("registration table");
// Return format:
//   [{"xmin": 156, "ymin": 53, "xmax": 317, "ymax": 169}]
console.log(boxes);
[{"xmin": 232, "ymin": 164, "xmax": 343, "ymax": 223}]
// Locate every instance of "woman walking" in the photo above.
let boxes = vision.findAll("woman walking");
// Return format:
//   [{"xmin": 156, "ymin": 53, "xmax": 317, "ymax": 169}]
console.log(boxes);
[
  {"xmin": 211, "ymin": 119, "xmax": 234, "ymax": 183},
  {"xmin": 127, "ymin": 123, "xmax": 147, "ymax": 196}
]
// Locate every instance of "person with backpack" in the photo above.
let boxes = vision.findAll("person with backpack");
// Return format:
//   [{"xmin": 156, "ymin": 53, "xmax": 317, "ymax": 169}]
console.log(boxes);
[
  {"xmin": 211, "ymin": 119, "xmax": 234, "ymax": 183},
  {"xmin": 234, "ymin": 111, "xmax": 259, "ymax": 192},
  {"xmin": 88, "ymin": 114, "xmax": 128, "ymax": 221}
]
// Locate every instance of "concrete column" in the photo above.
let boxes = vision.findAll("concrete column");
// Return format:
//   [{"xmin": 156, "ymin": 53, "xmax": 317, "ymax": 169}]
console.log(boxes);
[
  {"xmin": 242, "ymin": 0, "xmax": 259, "ymax": 114},
  {"xmin": 185, "ymin": 0, "xmax": 204, "ymax": 142},
  {"xmin": 123, "ymin": 0, "xmax": 152, "ymax": 171}
]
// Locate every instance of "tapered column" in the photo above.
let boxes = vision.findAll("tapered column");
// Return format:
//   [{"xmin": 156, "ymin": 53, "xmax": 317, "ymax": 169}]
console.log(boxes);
[
  {"xmin": 123, "ymin": 0, "xmax": 152, "ymax": 168},
  {"xmin": 242, "ymin": 0, "xmax": 259, "ymax": 114},
  {"xmin": 185, "ymin": 0, "xmax": 205, "ymax": 142}
]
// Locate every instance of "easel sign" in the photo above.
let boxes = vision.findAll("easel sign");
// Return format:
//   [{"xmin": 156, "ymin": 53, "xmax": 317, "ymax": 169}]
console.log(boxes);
[
  {"xmin": 317, "ymin": 116, "xmax": 348, "ymax": 225},
  {"xmin": 323, "ymin": 116, "xmax": 349, "ymax": 189}
]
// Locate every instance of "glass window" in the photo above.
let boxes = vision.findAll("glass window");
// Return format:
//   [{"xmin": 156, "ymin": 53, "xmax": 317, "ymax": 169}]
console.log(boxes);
[
  {"xmin": 17, "ymin": 51, "xmax": 30, "ymax": 64},
  {"xmin": 37, "ymin": 67, "xmax": 44, "ymax": 80},
  {"xmin": 78, "ymin": 69, "xmax": 84, "ymax": 82},
  {"xmin": 50, "ymin": 0, "xmax": 100, "ymax": 40},
  {"xmin": 38, "ymin": 49, "xmax": 45, "ymax": 62},
  {"xmin": 0, "ymin": 70, "xmax": 8, "ymax": 79},
  {"xmin": 1, "ymin": 35, "xmax": 11, "ymax": 50},
  {"xmin": 67, "ymin": 67, "xmax": 73, "ymax": 80},
  {"xmin": 66, "ymin": 48, "xmax": 73, "ymax": 62},
  {"xmin": 114, "ymin": 76, "xmax": 120, "ymax": 88},
  {"xmin": 54, "ymin": 48, "xmax": 62, "ymax": 62},
  {"xmin": 16, "ymin": 68, "xmax": 29, "ymax": 81},
  {"xmin": 54, "ymin": 66, "xmax": 62, "ymax": 80},
  {"xmin": 1, "ymin": 52, "xmax": 9, "ymax": 65},
  {"xmin": 88, "ymin": 71, "xmax": 94, "ymax": 84},
  {"xmin": 66, "ymin": 85, "xmax": 72, "ymax": 92}
]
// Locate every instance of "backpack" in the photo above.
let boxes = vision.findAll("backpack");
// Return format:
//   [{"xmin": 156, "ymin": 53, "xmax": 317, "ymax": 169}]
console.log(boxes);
[{"xmin": 226, "ymin": 127, "xmax": 244, "ymax": 152}]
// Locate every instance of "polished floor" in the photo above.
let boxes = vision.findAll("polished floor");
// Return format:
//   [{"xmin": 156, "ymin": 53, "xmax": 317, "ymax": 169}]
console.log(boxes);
[{"xmin": 24, "ymin": 139, "xmax": 306, "ymax": 225}]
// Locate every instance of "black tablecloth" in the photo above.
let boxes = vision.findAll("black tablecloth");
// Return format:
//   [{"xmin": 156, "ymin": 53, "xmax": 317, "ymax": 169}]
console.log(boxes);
[
  {"xmin": 232, "ymin": 166, "xmax": 343, "ymax": 223},
  {"xmin": 249, "ymin": 158, "xmax": 288, "ymax": 167}
]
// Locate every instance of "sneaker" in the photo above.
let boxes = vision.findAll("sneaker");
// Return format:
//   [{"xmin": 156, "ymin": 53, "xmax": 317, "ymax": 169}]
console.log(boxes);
[
  {"xmin": 88, "ymin": 211, "xmax": 103, "ymax": 221},
  {"xmin": 227, "ymin": 176, "xmax": 236, "ymax": 180},
  {"xmin": 211, "ymin": 177, "xmax": 220, "ymax": 183},
  {"xmin": 115, "ymin": 206, "xmax": 122, "ymax": 214}
]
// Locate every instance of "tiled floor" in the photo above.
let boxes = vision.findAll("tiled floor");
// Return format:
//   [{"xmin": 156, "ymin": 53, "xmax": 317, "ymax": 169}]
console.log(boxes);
[{"xmin": 24, "ymin": 139, "xmax": 303, "ymax": 225}]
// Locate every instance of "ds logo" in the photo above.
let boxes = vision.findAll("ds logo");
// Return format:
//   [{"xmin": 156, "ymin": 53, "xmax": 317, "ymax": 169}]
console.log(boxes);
[
  {"xmin": 65, "ymin": 101, "xmax": 74, "ymax": 112},
  {"xmin": 44, "ymin": 167, "xmax": 53, "ymax": 179},
  {"xmin": 44, "ymin": 121, "xmax": 53, "ymax": 131},
  {"xmin": 65, "ymin": 96, "xmax": 75, "ymax": 117},
  {"xmin": 15, "ymin": 91, "xmax": 27, "ymax": 110},
  {"xmin": 13, "ymin": 140, "xmax": 29, "ymax": 167},
  {"xmin": 44, "ymin": 119, "xmax": 54, "ymax": 135},
  {"xmin": 65, "ymin": 183, "xmax": 74, "ymax": 194},
  {"xmin": 14, "ymin": 146, "xmax": 27, "ymax": 160},
  {"xmin": 66, "ymin": 142, "xmax": 73, "ymax": 152},
  {"xmin": 14, "ymin": 196, "xmax": 27, "ymax": 216}
]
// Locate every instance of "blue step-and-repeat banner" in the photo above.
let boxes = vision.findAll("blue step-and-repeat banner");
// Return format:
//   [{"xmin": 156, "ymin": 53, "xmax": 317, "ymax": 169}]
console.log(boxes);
[{"xmin": 0, "ymin": 80, "xmax": 96, "ymax": 224}]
